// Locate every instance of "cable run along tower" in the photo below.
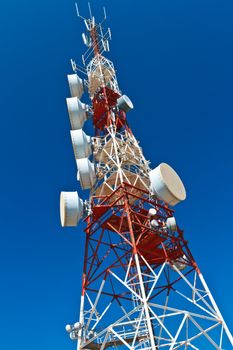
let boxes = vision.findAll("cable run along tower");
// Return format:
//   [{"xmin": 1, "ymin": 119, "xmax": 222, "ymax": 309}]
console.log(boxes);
[{"xmin": 60, "ymin": 5, "xmax": 233, "ymax": 350}]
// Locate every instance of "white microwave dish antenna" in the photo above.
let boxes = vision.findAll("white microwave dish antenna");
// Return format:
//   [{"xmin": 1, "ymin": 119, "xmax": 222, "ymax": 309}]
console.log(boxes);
[
  {"xmin": 67, "ymin": 74, "xmax": 84, "ymax": 99},
  {"xmin": 70, "ymin": 129, "xmax": 92, "ymax": 159},
  {"xmin": 66, "ymin": 97, "xmax": 89, "ymax": 130},
  {"xmin": 76, "ymin": 158, "xmax": 96, "ymax": 189},
  {"xmin": 149, "ymin": 163, "xmax": 186, "ymax": 206},
  {"xmin": 60, "ymin": 191, "xmax": 83, "ymax": 227}
]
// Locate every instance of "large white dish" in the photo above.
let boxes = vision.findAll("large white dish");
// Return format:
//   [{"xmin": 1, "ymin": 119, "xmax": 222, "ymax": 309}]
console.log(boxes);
[
  {"xmin": 149, "ymin": 163, "xmax": 186, "ymax": 206},
  {"xmin": 60, "ymin": 191, "xmax": 83, "ymax": 227},
  {"xmin": 76, "ymin": 158, "xmax": 96, "ymax": 189},
  {"xmin": 70, "ymin": 129, "xmax": 92, "ymax": 159},
  {"xmin": 66, "ymin": 97, "xmax": 88, "ymax": 130},
  {"xmin": 67, "ymin": 74, "xmax": 84, "ymax": 98}
]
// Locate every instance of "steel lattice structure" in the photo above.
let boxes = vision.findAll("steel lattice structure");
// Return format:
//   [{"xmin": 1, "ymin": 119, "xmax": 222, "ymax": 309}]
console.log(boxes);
[{"xmin": 60, "ymin": 5, "xmax": 233, "ymax": 350}]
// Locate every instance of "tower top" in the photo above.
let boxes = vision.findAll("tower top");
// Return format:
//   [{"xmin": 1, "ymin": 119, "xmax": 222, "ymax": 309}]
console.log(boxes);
[{"xmin": 75, "ymin": 2, "xmax": 111, "ymax": 66}]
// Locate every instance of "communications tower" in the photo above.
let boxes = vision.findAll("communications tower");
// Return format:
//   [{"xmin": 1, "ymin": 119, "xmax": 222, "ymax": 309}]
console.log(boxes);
[{"xmin": 60, "ymin": 4, "xmax": 233, "ymax": 349}]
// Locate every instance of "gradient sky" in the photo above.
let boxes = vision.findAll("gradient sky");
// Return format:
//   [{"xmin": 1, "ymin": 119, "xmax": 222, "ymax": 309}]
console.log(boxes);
[{"xmin": 0, "ymin": 0, "xmax": 233, "ymax": 349}]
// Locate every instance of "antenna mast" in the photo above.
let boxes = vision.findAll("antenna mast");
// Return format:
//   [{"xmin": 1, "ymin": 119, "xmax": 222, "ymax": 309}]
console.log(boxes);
[{"xmin": 60, "ymin": 4, "xmax": 233, "ymax": 349}]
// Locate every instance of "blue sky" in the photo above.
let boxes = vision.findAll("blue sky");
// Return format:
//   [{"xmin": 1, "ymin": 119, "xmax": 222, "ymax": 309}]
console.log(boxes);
[{"xmin": 0, "ymin": 0, "xmax": 233, "ymax": 349}]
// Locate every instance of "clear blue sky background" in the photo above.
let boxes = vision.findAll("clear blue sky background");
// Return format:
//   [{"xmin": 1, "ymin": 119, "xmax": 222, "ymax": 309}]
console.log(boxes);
[{"xmin": 0, "ymin": 0, "xmax": 233, "ymax": 349}]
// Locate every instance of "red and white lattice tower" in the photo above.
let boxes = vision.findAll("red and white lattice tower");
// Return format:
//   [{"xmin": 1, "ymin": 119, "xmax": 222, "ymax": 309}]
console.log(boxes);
[{"xmin": 60, "ymin": 5, "xmax": 233, "ymax": 350}]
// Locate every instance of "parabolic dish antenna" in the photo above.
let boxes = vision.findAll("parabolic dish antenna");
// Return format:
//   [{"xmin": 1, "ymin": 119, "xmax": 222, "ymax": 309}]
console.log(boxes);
[
  {"xmin": 67, "ymin": 74, "xmax": 84, "ymax": 99},
  {"xmin": 149, "ymin": 163, "xmax": 186, "ymax": 206},
  {"xmin": 76, "ymin": 158, "xmax": 96, "ymax": 189},
  {"xmin": 60, "ymin": 191, "xmax": 83, "ymax": 227},
  {"xmin": 70, "ymin": 129, "xmax": 92, "ymax": 159},
  {"xmin": 66, "ymin": 97, "xmax": 88, "ymax": 130},
  {"xmin": 117, "ymin": 95, "xmax": 134, "ymax": 112}
]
